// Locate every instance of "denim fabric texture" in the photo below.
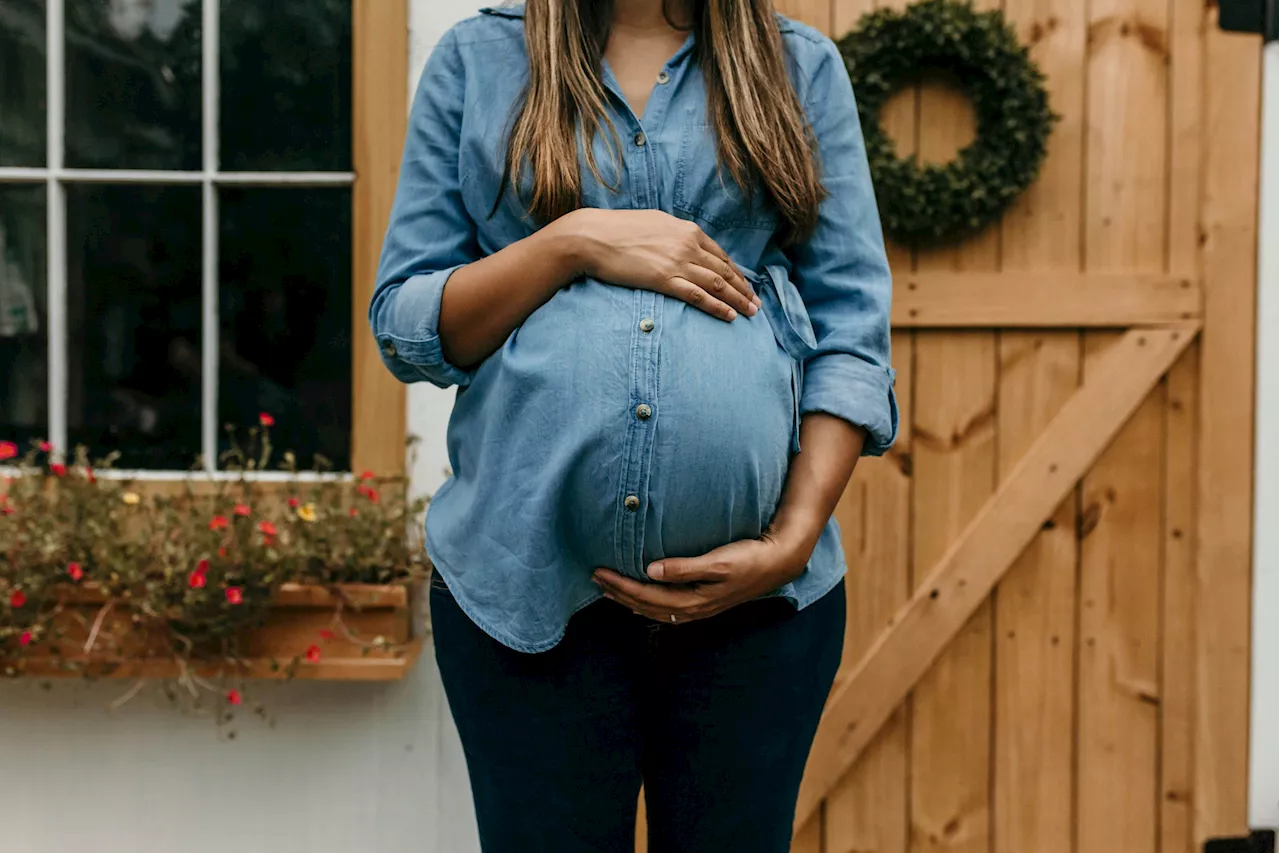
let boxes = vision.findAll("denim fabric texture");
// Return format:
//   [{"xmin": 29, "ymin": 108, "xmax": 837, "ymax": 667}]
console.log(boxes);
[
  {"xmin": 370, "ymin": 3, "xmax": 897, "ymax": 652},
  {"xmin": 429, "ymin": 572, "xmax": 847, "ymax": 852}
]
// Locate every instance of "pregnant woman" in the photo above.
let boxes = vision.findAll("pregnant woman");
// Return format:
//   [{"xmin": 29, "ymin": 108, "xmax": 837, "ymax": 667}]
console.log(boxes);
[{"xmin": 370, "ymin": 0, "xmax": 896, "ymax": 849}]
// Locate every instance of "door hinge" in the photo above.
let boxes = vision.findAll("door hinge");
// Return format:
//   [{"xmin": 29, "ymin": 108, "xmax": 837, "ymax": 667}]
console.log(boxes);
[
  {"xmin": 1204, "ymin": 830, "xmax": 1277, "ymax": 853},
  {"xmin": 1217, "ymin": 0, "xmax": 1279, "ymax": 42}
]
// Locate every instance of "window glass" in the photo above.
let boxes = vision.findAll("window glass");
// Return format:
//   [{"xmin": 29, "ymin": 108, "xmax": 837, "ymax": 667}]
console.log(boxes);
[
  {"xmin": 220, "ymin": 0, "xmax": 352, "ymax": 171},
  {"xmin": 0, "ymin": 0, "xmax": 47, "ymax": 167},
  {"xmin": 65, "ymin": 0, "xmax": 201, "ymax": 170},
  {"xmin": 0, "ymin": 184, "xmax": 48, "ymax": 449},
  {"xmin": 66, "ymin": 184, "xmax": 202, "ymax": 468},
  {"xmin": 219, "ymin": 187, "xmax": 351, "ymax": 469}
]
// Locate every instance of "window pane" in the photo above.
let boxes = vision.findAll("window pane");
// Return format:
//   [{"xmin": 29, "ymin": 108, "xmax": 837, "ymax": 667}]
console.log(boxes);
[
  {"xmin": 0, "ymin": 185, "xmax": 47, "ymax": 448},
  {"xmin": 220, "ymin": 0, "xmax": 352, "ymax": 171},
  {"xmin": 64, "ymin": 0, "xmax": 201, "ymax": 170},
  {"xmin": 219, "ymin": 188, "xmax": 351, "ymax": 470},
  {"xmin": 66, "ymin": 185, "xmax": 201, "ymax": 469},
  {"xmin": 0, "ymin": 0, "xmax": 47, "ymax": 167}
]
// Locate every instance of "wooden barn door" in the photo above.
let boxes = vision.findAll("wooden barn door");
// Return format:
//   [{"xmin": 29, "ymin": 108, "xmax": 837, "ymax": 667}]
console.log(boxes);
[{"xmin": 766, "ymin": 2, "xmax": 1263, "ymax": 853}]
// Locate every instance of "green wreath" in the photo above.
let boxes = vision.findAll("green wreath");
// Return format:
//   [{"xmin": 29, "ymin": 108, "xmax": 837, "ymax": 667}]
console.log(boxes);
[{"xmin": 838, "ymin": 0, "xmax": 1057, "ymax": 247}]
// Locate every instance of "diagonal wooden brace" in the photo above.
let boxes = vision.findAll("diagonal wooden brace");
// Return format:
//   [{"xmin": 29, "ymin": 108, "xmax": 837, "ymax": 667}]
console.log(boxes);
[{"xmin": 794, "ymin": 324, "xmax": 1198, "ymax": 832}]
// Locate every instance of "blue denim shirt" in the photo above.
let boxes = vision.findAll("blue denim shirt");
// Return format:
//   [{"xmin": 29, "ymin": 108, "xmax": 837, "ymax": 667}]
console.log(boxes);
[{"xmin": 371, "ymin": 4, "xmax": 897, "ymax": 652}]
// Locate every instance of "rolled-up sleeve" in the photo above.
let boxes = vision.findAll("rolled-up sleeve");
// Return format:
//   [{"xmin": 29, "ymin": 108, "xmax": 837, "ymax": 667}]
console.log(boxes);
[
  {"xmin": 369, "ymin": 28, "xmax": 477, "ymax": 389},
  {"xmin": 790, "ymin": 38, "xmax": 898, "ymax": 456}
]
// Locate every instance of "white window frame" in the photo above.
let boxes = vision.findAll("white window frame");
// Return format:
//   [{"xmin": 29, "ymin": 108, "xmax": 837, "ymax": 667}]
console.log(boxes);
[{"xmin": 0, "ymin": 0, "xmax": 356, "ymax": 478}]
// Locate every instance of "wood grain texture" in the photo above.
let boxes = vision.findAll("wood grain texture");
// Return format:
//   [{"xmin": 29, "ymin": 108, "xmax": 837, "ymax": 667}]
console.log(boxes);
[
  {"xmin": 909, "ymin": 0, "xmax": 1001, "ymax": 841},
  {"xmin": 795, "ymin": 327, "xmax": 1196, "ymax": 830},
  {"xmin": 891, "ymin": 272, "xmax": 1199, "ymax": 327},
  {"xmin": 352, "ymin": 0, "xmax": 410, "ymax": 477},
  {"xmin": 1194, "ymin": 7, "xmax": 1261, "ymax": 844},
  {"xmin": 820, "ymin": 331, "xmax": 914, "ymax": 853},
  {"xmin": 775, "ymin": 0, "xmax": 833, "ymax": 32},
  {"xmin": 1078, "ymin": 0, "xmax": 1169, "ymax": 848},
  {"xmin": 993, "ymin": 0, "xmax": 1086, "ymax": 850}
]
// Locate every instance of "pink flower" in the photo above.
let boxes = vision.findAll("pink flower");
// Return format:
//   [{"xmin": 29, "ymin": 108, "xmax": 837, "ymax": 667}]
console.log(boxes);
[
  {"xmin": 188, "ymin": 571, "xmax": 207, "ymax": 590},
  {"xmin": 38, "ymin": 441, "xmax": 52, "ymax": 453},
  {"xmin": 287, "ymin": 497, "xmax": 300, "ymax": 509},
  {"xmin": 319, "ymin": 629, "xmax": 335, "ymax": 641},
  {"xmin": 0, "ymin": 441, "xmax": 17, "ymax": 462},
  {"xmin": 259, "ymin": 413, "xmax": 275, "ymax": 427},
  {"xmin": 227, "ymin": 689, "xmax": 243, "ymax": 706},
  {"xmin": 19, "ymin": 631, "xmax": 32, "ymax": 646},
  {"xmin": 225, "ymin": 587, "xmax": 244, "ymax": 605},
  {"xmin": 209, "ymin": 516, "xmax": 229, "ymax": 530},
  {"xmin": 49, "ymin": 463, "xmax": 67, "ymax": 477},
  {"xmin": 258, "ymin": 521, "xmax": 277, "ymax": 537},
  {"xmin": 67, "ymin": 562, "xmax": 84, "ymax": 582},
  {"xmin": 9, "ymin": 590, "xmax": 26, "ymax": 608},
  {"xmin": 233, "ymin": 504, "xmax": 251, "ymax": 517},
  {"xmin": 305, "ymin": 645, "xmax": 322, "ymax": 663},
  {"xmin": 348, "ymin": 507, "xmax": 359, "ymax": 518},
  {"xmin": 0, "ymin": 506, "xmax": 13, "ymax": 516},
  {"xmin": 195, "ymin": 559, "xmax": 209, "ymax": 575}
]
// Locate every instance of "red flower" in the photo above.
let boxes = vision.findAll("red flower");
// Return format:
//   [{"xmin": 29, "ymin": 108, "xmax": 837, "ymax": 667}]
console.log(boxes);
[
  {"xmin": 233, "ymin": 504, "xmax": 251, "ymax": 517},
  {"xmin": 258, "ymin": 521, "xmax": 277, "ymax": 537},
  {"xmin": 225, "ymin": 587, "xmax": 244, "ymax": 605},
  {"xmin": 287, "ymin": 497, "xmax": 300, "ymax": 509},
  {"xmin": 227, "ymin": 689, "xmax": 243, "ymax": 706},
  {"xmin": 348, "ymin": 507, "xmax": 359, "ymax": 518},
  {"xmin": 209, "ymin": 515, "xmax": 229, "ymax": 530},
  {"xmin": 217, "ymin": 547, "xmax": 228, "ymax": 558},
  {"xmin": 19, "ymin": 631, "xmax": 32, "ymax": 646},
  {"xmin": 262, "ymin": 535, "xmax": 275, "ymax": 547},
  {"xmin": 0, "ymin": 441, "xmax": 17, "ymax": 461},
  {"xmin": 195, "ymin": 558, "xmax": 209, "ymax": 575},
  {"xmin": 38, "ymin": 441, "xmax": 52, "ymax": 453},
  {"xmin": 359, "ymin": 470, "xmax": 375, "ymax": 482},
  {"xmin": 9, "ymin": 590, "xmax": 26, "ymax": 608},
  {"xmin": 188, "ymin": 571, "xmax": 207, "ymax": 590},
  {"xmin": 365, "ymin": 488, "xmax": 380, "ymax": 504},
  {"xmin": 1, "ymin": 506, "xmax": 13, "ymax": 516},
  {"xmin": 67, "ymin": 562, "xmax": 83, "ymax": 582},
  {"xmin": 319, "ymin": 629, "xmax": 335, "ymax": 640},
  {"xmin": 86, "ymin": 467, "xmax": 96, "ymax": 484},
  {"xmin": 305, "ymin": 645, "xmax": 322, "ymax": 663},
  {"xmin": 259, "ymin": 413, "xmax": 275, "ymax": 427},
  {"xmin": 49, "ymin": 463, "xmax": 67, "ymax": 477}
]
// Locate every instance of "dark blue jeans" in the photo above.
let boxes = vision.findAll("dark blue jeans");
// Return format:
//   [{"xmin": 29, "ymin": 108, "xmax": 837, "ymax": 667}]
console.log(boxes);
[{"xmin": 430, "ymin": 573, "xmax": 845, "ymax": 852}]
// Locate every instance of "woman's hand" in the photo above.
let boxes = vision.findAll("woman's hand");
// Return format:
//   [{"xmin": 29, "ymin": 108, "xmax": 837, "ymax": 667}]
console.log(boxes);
[
  {"xmin": 591, "ymin": 526, "xmax": 810, "ymax": 624},
  {"xmin": 559, "ymin": 208, "xmax": 760, "ymax": 322}
]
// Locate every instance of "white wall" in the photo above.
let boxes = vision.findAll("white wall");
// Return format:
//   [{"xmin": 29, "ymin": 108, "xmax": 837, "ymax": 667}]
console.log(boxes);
[
  {"xmin": 1250, "ymin": 36, "xmax": 1278, "ymax": 833},
  {"xmin": 0, "ymin": 4, "xmax": 486, "ymax": 852}
]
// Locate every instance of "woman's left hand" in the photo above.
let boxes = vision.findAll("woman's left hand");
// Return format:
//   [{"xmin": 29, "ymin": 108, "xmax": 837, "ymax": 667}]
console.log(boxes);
[{"xmin": 592, "ymin": 529, "xmax": 811, "ymax": 624}]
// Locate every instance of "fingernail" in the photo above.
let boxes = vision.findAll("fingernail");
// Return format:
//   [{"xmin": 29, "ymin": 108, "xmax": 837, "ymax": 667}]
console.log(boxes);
[
  {"xmin": 753, "ymin": 294, "xmax": 762, "ymax": 306},
  {"xmin": 648, "ymin": 562, "xmax": 664, "ymax": 580},
  {"xmin": 746, "ymin": 302, "xmax": 758, "ymax": 316},
  {"xmin": 726, "ymin": 308, "xmax": 737, "ymax": 320}
]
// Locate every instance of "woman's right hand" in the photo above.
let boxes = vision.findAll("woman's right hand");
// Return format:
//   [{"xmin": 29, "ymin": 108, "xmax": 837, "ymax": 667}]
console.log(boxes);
[{"xmin": 560, "ymin": 208, "xmax": 760, "ymax": 321}]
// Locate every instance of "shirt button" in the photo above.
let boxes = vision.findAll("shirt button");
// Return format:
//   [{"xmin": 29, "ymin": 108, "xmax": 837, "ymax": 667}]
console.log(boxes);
[
  {"xmin": 635, "ymin": 404, "xmax": 652, "ymax": 421},
  {"xmin": 634, "ymin": 132, "xmax": 646, "ymax": 147},
  {"xmin": 381, "ymin": 341, "xmax": 397, "ymax": 358},
  {"xmin": 639, "ymin": 318, "xmax": 655, "ymax": 333},
  {"xmin": 624, "ymin": 495, "xmax": 640, "ymax": 511},
  {"xmin": 656, "ymin": 71, "xmax": 670, "ymax": 85}
]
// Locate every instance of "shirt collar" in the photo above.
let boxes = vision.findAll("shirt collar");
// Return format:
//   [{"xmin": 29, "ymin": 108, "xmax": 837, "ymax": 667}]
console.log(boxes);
[{"xmin": 479, "ymin": 4, "xmax": 524, "ymax": 18}]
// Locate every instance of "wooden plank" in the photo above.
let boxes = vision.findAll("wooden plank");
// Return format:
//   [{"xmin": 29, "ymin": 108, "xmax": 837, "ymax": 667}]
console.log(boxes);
[
  {"xmin": 993, "ymin": 0, "xmax": 1087, "ymax": 850},
  {"xmin": 1161, "ymin": 346, "xmax": 1198, "ymax": 853},
  {"xmin": 1079, "ymin": 0, "xmax": 1169, "ymax": 848},
  {"xmin": 352, "ymin": 0, "xmax": 409, "ymax": 477},
  {"xmin": 820, "ymin": 331, "xmax": 913, "ymax": 853},
  {"xmin": 891, "ymin": 273, "xmax": 1199, "ymax": 328},
  {"xmin": 794, "ymin": 326, "xmax": 1196, "ymax": 830},
  {"xmin": 774, "ymin": 0, "xmax": 832, "ymax": 32},
  {"xmin": 908, "ymin": 6, "xmax": 1001, "ymax": 844},
  {"xmin": 1194, "ymin": 6, "xmax": 1261, "ymax": 844},
  {"xmin": 1162, "ymin": 1, "xmax": 1204, "ymax": 849}
]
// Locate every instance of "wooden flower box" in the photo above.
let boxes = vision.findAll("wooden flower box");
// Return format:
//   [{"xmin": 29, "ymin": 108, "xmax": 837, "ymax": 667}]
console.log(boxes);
[{"xmin": 2, "ymin": 582, "xmax": 423, "ymax": 682}]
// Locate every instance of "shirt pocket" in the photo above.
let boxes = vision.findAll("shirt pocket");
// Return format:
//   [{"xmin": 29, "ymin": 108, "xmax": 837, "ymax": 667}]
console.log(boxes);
[
  {"xmin": 673, "ymin": 123, "xmax": 779, "ymax": 232},
  {"xmin": 751, "ymin": 264, "xmax": 817, "ymax": 454}
]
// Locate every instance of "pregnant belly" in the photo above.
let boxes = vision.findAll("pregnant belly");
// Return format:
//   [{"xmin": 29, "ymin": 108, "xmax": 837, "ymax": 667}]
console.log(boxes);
[{"xmin": 640, "ymin": 301, "xmax": 796, "ymax": 565}]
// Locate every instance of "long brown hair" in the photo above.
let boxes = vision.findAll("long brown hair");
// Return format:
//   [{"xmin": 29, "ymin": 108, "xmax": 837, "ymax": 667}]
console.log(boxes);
[{"xmin": 497, "ymin": 0, "xmax": 825, "ymax": 245}]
